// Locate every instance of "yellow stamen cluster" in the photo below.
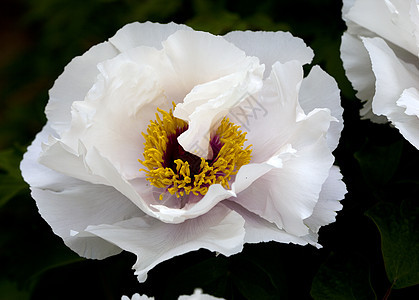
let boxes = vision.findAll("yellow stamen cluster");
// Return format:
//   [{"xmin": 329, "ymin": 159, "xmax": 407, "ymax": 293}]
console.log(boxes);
[{"xmin": 139, "ymin": 106, "xmax": 252, "ymax": 200}]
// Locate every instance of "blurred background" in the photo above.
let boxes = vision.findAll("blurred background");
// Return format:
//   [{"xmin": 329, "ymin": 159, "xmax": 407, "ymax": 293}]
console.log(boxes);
[{"xmin": 0, "ymin": 0, "xmax": 418, "ymax": 299}]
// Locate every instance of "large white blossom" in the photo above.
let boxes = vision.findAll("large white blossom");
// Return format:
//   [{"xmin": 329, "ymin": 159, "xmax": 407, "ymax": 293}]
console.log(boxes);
[
  {"xmin": 121, "ymin": 288, "xmax": 224, "ymax": 300},
  {"xmin": 341, "ymin": 0, "xmax": 419, "ymax": 149},
  {"xmin": 20, "ymin": 22, "xmax": 346, "ymax": 282}
]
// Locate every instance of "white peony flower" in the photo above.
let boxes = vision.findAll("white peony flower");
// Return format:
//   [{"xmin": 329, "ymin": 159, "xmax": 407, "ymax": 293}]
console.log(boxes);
[
  {"xmin": 20, "ymin": 22, "xmax": 346, "ymax": 282},
  {"xmin": 341, "ymin": 0, "xmax": 419, "ymax": 149},
  {"xmin": 122, "ymin": 288, "xmax": 224, "ymax": 300}
]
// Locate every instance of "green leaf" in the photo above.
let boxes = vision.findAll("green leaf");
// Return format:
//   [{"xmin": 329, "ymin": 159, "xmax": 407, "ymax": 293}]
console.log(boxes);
[
  {"xmin": 0, "ymin": 148, "xmax": 27, "ymax": 207},
  {"xmin": 354, "ymin": 140, "xmax": 403, "ymax": 187},
  {"xmin": 231, "ymin": 256, "xmax": 280, "ymax": 300},
  {"xmin": 311, "ymin": 253, "xmax": 376, "ymax": 300},
  {"xmin": 0, "ymin": 280, "xmax": 30, "ymax": 300},
  {"xmin": 366, "ymin": 200, "xmax": 419, "ymax": 289}
]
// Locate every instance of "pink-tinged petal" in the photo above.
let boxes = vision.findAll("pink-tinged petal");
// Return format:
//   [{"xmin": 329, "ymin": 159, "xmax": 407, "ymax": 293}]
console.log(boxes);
[
  {"xmin": 165, "ymin": 30, "xmax": 264, "ymax": 158},
  {"xmin": 46, "ymin": 42, "xmax": 119, "ymax": 135},
  {"xmin": 84, "ymin": 204, "xmax": 245, "ymax": 282},
  {"xmin": 109, "ymin": 21, "xmax": 192, "ymax": 52},
  {"xmin": 299, "ymin": 65, "xmax": 343, "ymax": 151},
  {"xmin": 395, "ymin": 88, "xmax": 419, "ymax": 149},
  {"xmin": 304, "ymin": 166, "xmax": 346, "ymax": 234},
  {"xmin": 224, "ymin": 30, "xmax": 314, "ymax": 76},
  {"xmin": 345, "ymin": 0, "xmax": 419, "ymax": 56},
  {"xmin": 224, "ymin": 201, "xmax": 318, "ymax": 247}
]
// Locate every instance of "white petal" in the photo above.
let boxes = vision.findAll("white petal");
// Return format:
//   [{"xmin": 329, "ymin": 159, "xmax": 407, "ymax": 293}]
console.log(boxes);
[
  {"xmin": 20, "ymin": 124, "xmax": 80, "ymax": 190},
  {"xmin": 21, "ymin": 127, "xmax": 142, "ymax": 259},
  {"xmin": 59, "ymin": 49, "xmax": 169, "ymax": 180},
  {"xmin": 362, "ymin": 37, "xmax": 419, "ymax": 148},
  {"xmin": 340, "ymin": 33, "xmax": 381, "ymax": 121},
  {"xmin": 397, "ymin": 87, "xmax": 419, "ymax": 116},
  {"xmin": 84, "ymin": 204, "xmax": 245, "ymax": 282},
  {"xmin": 39, "ymin": 137, "xmax": 106, "ymax": 186},
  {"xmin": 178, "ymin": 288, "xmax": 225, "ymax": 300},
  {"xmin": 224, "ymin": 30, "xmax": 314, "ymax": 76},
  {"xmin": 231, "ymin": 144, "xmax": 296, "ymax": 195},
  {"xmin": 346, "ymin": 0, "xmax": 419, "ymax": 56},
  {"xmin": 46, "ymin": 42, "xmax": 119, "ymax": 135},
  {"xmin": 150, "ymin": 184, "xmax": 235, "ymax": 223},
  {"xmin": 231, "ymin": 60, "xmax": 304, "ymax": 163},
  {"xmin": 175, "ymin": 67, "xmax": 263, "ymax": 158},
  {"xmin": 121, "ymin": 294, "xmax": 153, "ymax": 300},
  {"xmin": 109, "ymin": 21, "xmax": 192, "ymax": 52},
  {"xmin": 39, "ymin": 138, "xmax": 160, "ymax": 216},
  {"xmin": 232, "ymin": 125, "xmax": 334, "ymax": 237},
  {"xmin": 299, "ymin": 65, "xmax": 343, "ymax": 151},
  {"xmin": 165, "ymin": 30, "xmax": 264, "ymax": 158},
  {"xmin": 40, "ymin": 133, "xmax": 239, "ymax": 224},
  {"xmin": 304, "ymin": 166, "xmax": 346, "ymax": 234},
  {"xmin": 395, "ymin": 88, "xmax": 419, "ymax": 149},
  {"xmin": 224, "ymin": 201, "xmax": 319, "ymax": 247},
  {"xmin": 362, "ymin": 37, "xmax": 419, "ymax": 117},
  {"xmin": 163, "ymin": 30, "xmax": 263, "ymax": 93}
]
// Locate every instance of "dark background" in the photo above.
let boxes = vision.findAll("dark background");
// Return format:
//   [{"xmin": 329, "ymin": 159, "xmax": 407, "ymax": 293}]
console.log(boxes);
[{"xmin": 0, "ymin": 0, "xmax": 418, "ymax": 299}]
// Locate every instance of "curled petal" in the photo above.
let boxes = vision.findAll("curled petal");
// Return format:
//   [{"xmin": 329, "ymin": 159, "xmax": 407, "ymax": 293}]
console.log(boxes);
[
  {"xmin": 304, "ymin": 166, "xmax": 346, "ymax": 234},
  {"xmin": 20, "ymin": 125, "xmax": 141, "ymax": 259},
  {"xmin": 395, "ymin": 87, "xmax": 419, "ymax": 149},
  {"xmin": 46, "ymin": 42, "xmax": 119, "ymax": 135},
  {"xmin": 224, "ymin": 201, "xmax": 319, "ymax": 247},
  {"xmin": 84, "ymin": 204, "xmax": 245, "ymax": 282},
  {"xmin": 363, "ymin": 37, "xmax": 419, "ymax": 149},
  {"xmin": 299, "ymin": 66, "xmax": 343, "ymax": 151},
  {"xmin": 233, "ymin": 60, "xmax": 305, "ymax": 163},
  {"xmin": 232, "ymin": 134, "xmax": 334, "ymax": 237},
  {"xmin": 167, "ymin": 30, "xmax": 264, "ymax": 158}
]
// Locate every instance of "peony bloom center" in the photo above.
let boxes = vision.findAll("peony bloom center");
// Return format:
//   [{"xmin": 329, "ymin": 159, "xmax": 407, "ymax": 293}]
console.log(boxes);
[{"xmin": 139, "ymin": 106, "xmax": 252, "ymax": 201}]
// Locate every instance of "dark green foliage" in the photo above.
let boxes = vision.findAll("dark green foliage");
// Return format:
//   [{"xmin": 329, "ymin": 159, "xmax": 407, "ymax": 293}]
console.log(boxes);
[
  {"xmin": 311, "ymin": 253, "xmax": 376, "ymax": 300},
  {"xmin": 366, "ymin": 200, "xmax": 419, "ymax": 290}
]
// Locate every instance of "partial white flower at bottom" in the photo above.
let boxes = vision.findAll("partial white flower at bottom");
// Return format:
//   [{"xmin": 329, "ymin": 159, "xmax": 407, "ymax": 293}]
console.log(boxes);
[
  {"xmin": 122, "ymin": 288, "xmax": 224, "ymax": 300},
  {"xmin": 341, "ymin": 0, "xmax": 419, "ymax": 149},
  {"xmin": 20, "ymin": 22, "xmax": 346, "ymax": 282}
]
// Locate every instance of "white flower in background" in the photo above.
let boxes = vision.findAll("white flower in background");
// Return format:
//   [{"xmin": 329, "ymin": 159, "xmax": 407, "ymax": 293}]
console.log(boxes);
[
  {"xmin": 122, "ymin": 288, "xmax": 224, "ymax": 300},
  {"xmin": 341, "ymin": 0, "xmax": 419, "ymax": 149},
  {"xmin": 20, "ymin": 22, "xmax": 346, "ymax": 282}
]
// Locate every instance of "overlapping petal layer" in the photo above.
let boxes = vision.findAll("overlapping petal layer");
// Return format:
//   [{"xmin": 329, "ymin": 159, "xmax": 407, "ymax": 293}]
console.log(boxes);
[
  {"xmin": 341, "ymin": 0, "xmax": 419, "ymax": 148},
  {"xmin": 21, "ymin": 22, "xmax": 345, "ymax": 282}
]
